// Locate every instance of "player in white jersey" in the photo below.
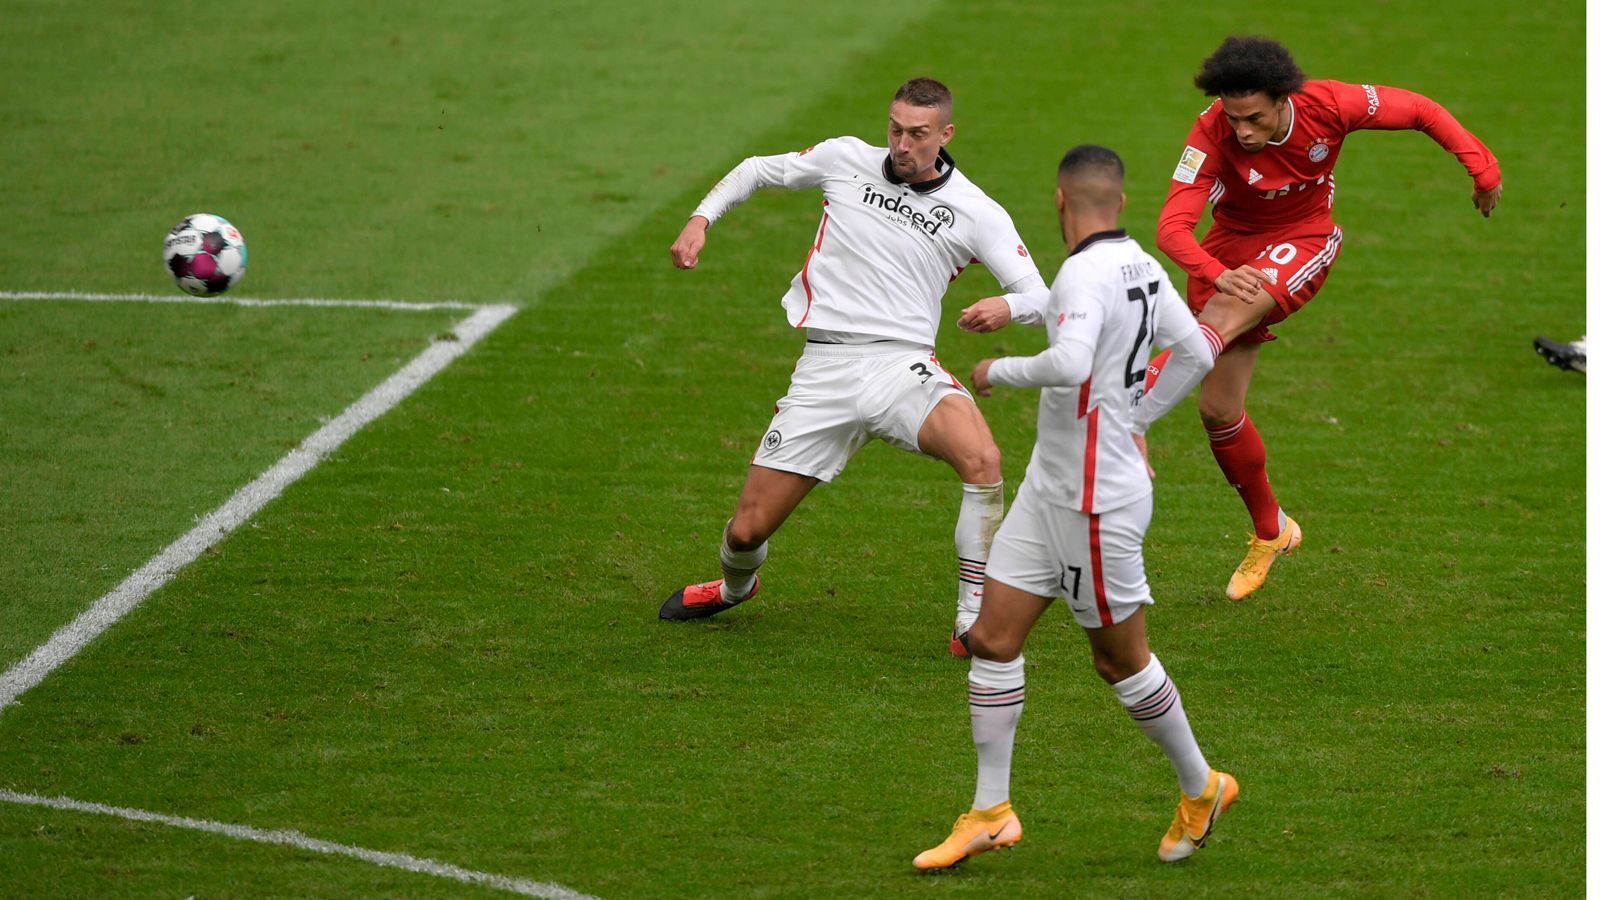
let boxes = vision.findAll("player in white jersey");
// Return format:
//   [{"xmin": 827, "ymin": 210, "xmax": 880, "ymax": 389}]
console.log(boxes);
[
  {"xmin": 914, "ymin": 146, "xmax": 1237, "ymax": 870},
  {"xmin": 657, "ymin": 78, "xmax": 1050, "ymax": 656}
]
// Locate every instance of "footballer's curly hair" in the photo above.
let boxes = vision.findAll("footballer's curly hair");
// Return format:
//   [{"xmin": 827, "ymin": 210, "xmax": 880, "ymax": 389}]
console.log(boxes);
[
  {"xmin": 1194, "ymin": 36, "xmax": 1306, "ymax": 99},
  {"xmin": 893, "ymin": 77, "xmax": 953, "ymax": 121}
]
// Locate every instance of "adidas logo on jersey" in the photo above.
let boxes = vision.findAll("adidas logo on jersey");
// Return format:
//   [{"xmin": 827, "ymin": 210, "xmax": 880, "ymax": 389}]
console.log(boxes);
[
  {"xmin": 1248, "ymin": 168, "xmax": 1263, "ymax": 185},
  {"xmin": 1260, "ymin": 267, "xmax": 1279, "ymax": 285}
]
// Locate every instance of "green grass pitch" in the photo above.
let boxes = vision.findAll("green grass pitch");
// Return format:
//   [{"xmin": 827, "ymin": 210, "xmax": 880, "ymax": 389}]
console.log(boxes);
[{"xmin": 0, "ymin": 0, "xmax": 1583, "ymax": 896}]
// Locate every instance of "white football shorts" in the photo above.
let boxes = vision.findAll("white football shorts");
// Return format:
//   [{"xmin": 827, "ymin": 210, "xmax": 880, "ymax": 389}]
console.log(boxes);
[
  {"xmin": 986, "ymin": 483, "xmax": 1154, "ymax": 629},
  {"xmin": 753, "ymin": 340, "xmax": 970, "ymax": 482}
]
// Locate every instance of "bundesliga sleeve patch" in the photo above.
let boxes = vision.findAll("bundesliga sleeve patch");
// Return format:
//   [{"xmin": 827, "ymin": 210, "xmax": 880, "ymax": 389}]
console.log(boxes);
[{"xmin": 1172, "ymin": 146, "xmax": 1207, "ymax": 184}]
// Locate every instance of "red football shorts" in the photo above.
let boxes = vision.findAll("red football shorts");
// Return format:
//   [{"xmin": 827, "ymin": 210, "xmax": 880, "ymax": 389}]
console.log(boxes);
[{"xmin": 1187, "ymin": 222, "xmax": 1344, "ymax": 343}]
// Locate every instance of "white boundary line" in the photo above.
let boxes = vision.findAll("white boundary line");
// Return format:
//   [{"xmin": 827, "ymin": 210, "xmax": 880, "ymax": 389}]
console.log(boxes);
[
  {"xmin": 1, "ymin": 292, "xmax": 589, "ymax": 896},
  {"xmin": 0, "ymin": 790, "xmax": 593, "ymax": 899},
  {"xmin": 0, "ymin": 302, "xmax": 518, "ymax": 711},
  {"xmin": 0, "ymin": 290, "xmax": 493, "ymax": 311}
]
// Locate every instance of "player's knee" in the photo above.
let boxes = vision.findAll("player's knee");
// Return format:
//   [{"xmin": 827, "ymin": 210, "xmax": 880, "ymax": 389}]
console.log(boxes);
[
  {"xmin": 724, "ymin": 517, "xmax": 770, "ymax": 551},
  {"xmin": 975, "ymin": 442, "xmax": 1002, "ymax": 483},
  {"xmin": 1199, "ymin": 291, "xmax": 1263, "ymax": 338},
  {"xmin": 955, "ymin": 441, "xmax": 1002, "ymax": 484},
  {"xmin": 968, "ymin": 622, "xmax": 1022, "ymax": 663},
  {"xmin": 1197, "ymin": 396, "xmax": 1243, "ymax": 429},
  {"xmin": 1090, "ymin": 647, "xmax": 1139, "ymax": 684}
]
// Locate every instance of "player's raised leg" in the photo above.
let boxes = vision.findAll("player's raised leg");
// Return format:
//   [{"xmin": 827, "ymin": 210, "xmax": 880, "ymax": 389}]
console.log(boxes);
[
  {"xmin": 1084, "ymin": 607, "xmax": 1237, "ymax": 861},
  {"xmin": 658, "ymin": 464, "xmax": 818, "ymax": 620},
  {"xmin": 1194, "ymin": 313, "xmax": 1301, "ymax": 601},
  {"xmin": 916, "ymin": 393, "xmax": 1004, "ymax": 655},
  {"xmin": 913, "ymin": 577, "xmax": 1046, "ymax": 871}
]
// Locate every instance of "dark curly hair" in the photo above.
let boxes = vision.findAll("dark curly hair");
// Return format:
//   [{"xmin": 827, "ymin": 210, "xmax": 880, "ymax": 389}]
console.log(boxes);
[{"xmin": 1194, "ymin": 36, "xmax": 1306, "ymax": 99}]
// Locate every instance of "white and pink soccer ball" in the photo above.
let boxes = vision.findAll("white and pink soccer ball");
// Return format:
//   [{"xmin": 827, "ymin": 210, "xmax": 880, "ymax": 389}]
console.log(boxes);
[{"xmin": 164, "ymin": 213, "xmax": 247, "ymax": 295}]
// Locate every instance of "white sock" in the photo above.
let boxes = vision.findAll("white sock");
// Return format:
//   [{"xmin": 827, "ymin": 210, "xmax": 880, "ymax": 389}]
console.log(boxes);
[
  {"xmin": 955, "ymin": 481, "xmax": 1004, "ymax": 630},
  {"xmin": 969, "ymin": 655, "xmax": 1025, "ymax": 809},
  {"xmin": 719, "ymin": 526, "xmax": 767, "ymax": 601},
  {"xmin": 1111, "ymin": 654, "xmax": 1210, "ymax": 797}
]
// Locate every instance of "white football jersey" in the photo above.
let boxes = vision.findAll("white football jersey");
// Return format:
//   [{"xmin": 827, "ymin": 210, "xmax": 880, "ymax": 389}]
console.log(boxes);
[
  {"xmin": 692, "ymin": 136, "xmax": 1047, "ymax": 345},
  {"xmin": 989, "ymin": 230, "xmax": 1198, "ymax": 514}
]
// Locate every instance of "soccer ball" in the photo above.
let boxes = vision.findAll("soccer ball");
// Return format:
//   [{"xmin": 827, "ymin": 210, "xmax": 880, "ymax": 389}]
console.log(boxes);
[{"xmin": 164, "ymin": 213, "xmax": 247, "ymax": 296}]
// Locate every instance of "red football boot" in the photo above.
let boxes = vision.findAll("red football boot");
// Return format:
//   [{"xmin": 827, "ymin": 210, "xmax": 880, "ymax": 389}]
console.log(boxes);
[{"xmin": 658, "ymin": 578, "xmax": 760, "ymax": 620}]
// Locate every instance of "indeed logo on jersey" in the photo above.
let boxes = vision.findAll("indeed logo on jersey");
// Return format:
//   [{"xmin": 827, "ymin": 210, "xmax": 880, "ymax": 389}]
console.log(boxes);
[{"xmin": 860, "ymin": 184, "xmax": 955, "ymax": 237}]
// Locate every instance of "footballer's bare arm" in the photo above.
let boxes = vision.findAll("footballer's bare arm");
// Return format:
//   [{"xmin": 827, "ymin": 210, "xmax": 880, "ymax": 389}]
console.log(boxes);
[{"xmin": 670, "ymin": 216, "xmax": 711, "ymax": 269}]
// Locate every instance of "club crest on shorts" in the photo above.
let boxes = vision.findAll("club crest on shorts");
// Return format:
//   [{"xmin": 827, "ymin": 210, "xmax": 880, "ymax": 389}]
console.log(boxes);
[
  {"xmin": 761, "ymin": 430, "xmax": 782, "ymax": 452},
  {"xmin": 1308, "ymin": 141, "xmax": 1329, "ymax": 163}
]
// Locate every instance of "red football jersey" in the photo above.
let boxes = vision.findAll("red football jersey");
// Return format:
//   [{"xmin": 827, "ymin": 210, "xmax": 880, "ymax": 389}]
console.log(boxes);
[{"xmin": 1156, "ymin": 79, "xmax": 1501, "ymax": 285}]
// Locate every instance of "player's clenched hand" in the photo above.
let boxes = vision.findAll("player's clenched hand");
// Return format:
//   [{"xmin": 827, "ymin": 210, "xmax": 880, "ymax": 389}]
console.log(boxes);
[
  {"xmin": 1214, "ymin": 265, "xmax": 1267, "ymax": 301},
  {"xmin": 958, "ymin": 297, "xmax": 1013, "ymax": 333},
  {"xmin": 971, "ymin": 359, "xmax": 996, "ymax": 397},
  {"xmin": 670, "ymin": 216, "xmax": 710, "ymax": 269},
  {"xmin": 1132, "ymin": 433, "xmax": 1155, "ymax": 480},
  {"xmin": 1473, "ymin": 183, "xmax": 1502, "ymax": 219}
]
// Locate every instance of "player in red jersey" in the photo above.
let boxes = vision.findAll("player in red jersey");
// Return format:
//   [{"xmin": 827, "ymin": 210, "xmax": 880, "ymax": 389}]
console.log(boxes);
[{"xmin": 1150, "ymin": 35, "xmax": 1501, "ymax": 600}]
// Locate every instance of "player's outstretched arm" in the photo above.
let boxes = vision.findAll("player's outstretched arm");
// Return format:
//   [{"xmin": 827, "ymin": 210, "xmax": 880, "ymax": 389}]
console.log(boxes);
[
  {"xmin": 670, "ymin": 216, "xmax": 710, "ymax": 269},
  {"xmin": 673, "ymin": 148, "xmax": 819, "ymax": 269},
  {"xmin": 975, "ymin": 338, "xmax": 1095, "ymax": 396},
  {"xmin": 1339, "ymin": 82, "xmax": 1501, "ymax": 217}
]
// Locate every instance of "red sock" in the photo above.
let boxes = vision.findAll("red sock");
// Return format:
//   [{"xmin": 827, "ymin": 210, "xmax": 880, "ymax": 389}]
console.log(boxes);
[{"xmin": 1207, "ymin": 413, "xmax": 1281, "ymax": 540}]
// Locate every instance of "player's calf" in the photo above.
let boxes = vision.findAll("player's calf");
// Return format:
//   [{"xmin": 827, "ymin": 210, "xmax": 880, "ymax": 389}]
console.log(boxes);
[{"xmin": 951, "ymin": 481, "xmax": 1004, "ymax": 656}]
